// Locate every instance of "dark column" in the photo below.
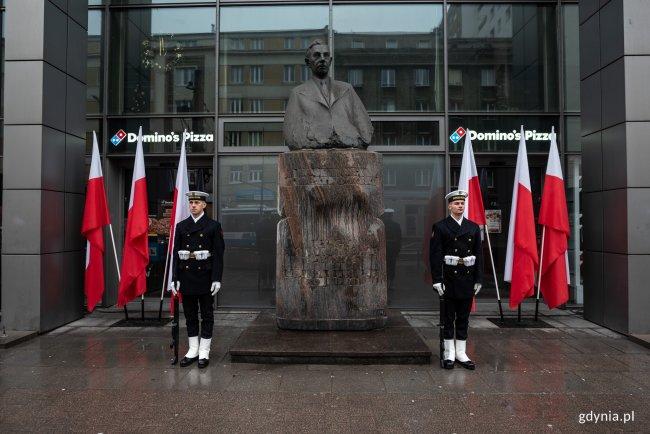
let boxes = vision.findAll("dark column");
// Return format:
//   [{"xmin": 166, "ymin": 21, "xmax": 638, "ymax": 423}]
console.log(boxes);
[
  {"xmin": 580, "ymin": 0, "xmax": 650, "ymax": 335},
  {"xmin": 1, "ymin": 0, "xmax": 88, "ymax": 332}
]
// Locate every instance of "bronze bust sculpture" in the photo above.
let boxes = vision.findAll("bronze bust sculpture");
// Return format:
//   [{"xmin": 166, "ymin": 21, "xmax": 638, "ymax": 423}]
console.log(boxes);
[{"xmin": 283, "ymin": 39, "xmax": 373, "ymax": 150}]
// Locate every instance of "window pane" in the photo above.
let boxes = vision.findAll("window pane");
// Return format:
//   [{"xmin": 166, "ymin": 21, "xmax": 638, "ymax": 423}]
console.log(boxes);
[
  {"xmin": 111, "ymin": 0, "xmax": 215, "ymax": 4},
  {"xmin": 448, "ymin": 115, "xmax": 558, "ymax": 152},
  {"xmin": 381, "ymin": 155, "xmax": 445, "ymax": 308},
  {"xmin": 334, "ymin": 4, "xmax": 444, "ymax": 112},
  {"xmin": 223, "ymin": 122, "xmax": 284, "ymax": 147},
  {"xmin": 563, "ymin": 5, "xmax": 580, "ymax": 111},
  {"xmin": 87, "ymin": 10, "xmax": 103, "ymax": 114},
  {"xmin": 566, "ymin": 155, "xmax": 582, "ymax": 302},
  {"xmin": 371, "ymin": 121, "xmax": 440, "ymax": 147},
  {"xmin": 107, "ymin": 117, "xmax": 215, "ymax": 153},
  {"xmin": 565, "ymin": 116, "xmax": 581, "ymax": 152},
  {"xmin": 447, "ymin": 4, "xmax": 558, "ymax": 111},
  {"xmin": 219, "ymin": 5, "xmax": 329, "ymax": 113},
  {"xmin": 108, "ymin": 8, "xmax": 216, "ymax": 114},
  {"xmin": 86, "ymin": 119, "xmax": 103, "ymax": 155},
  {"xmin": 218, "ymin": 155, "xmax": 279, "ymax": 307}
]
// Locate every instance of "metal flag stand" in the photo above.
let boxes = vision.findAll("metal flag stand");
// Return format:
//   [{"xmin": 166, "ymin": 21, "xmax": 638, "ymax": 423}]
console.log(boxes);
[
  {"xmin": 107, "ymin": 224, "xmax": 128, "ymax": 320},
  {"xmin": 534, "ymin": 227, "xmax": 547, "ymax": 321},
  {"xmin": 483, "ymin": 226, "xmax": 504, "ymax": 322},
  {"xmin": 158, "ymin": 246, "xmax": 172, "ymax": 320}
]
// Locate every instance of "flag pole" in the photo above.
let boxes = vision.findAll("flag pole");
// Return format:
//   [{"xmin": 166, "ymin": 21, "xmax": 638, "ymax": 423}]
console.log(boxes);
[
  {"xmin": 534, "ymin": 227, "xmax": 546, "ymax": 321},
  {"xmin": 483, "ymin": 227, "xmax": 504, "ymax": 321},
  {"xmin": 158, "ymin": 246, "xmax": 172, "ymax": 320},
  {"xmin": 108, "ymin": 223, "xmax": 128, "ymax": 320}
]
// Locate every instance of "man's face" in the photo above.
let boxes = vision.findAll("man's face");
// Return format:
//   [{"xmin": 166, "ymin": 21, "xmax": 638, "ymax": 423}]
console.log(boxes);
[
  {"xmin": 189, "ymin": 200, "xmax": 206, "ymax": 216},
  {"xmin": 448, "ymin": 200, "xmax": 465, "ymax": 216},
  {"xmin": 306, "ymin": 44, "xmax": 332, "ymax": 78}
]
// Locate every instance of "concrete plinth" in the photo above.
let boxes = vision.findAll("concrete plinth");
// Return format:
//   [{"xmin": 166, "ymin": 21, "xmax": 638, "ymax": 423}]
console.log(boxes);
[{"xmin": 229, "ymin": 310, "xmax": 431, "ymax": 364}]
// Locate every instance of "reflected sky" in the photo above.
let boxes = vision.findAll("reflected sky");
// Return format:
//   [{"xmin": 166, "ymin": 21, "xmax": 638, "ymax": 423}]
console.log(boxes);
[
  {"xmin": 220, "ymin": 6, "xmax": 329, "ymax": 33},
  {"xmin": 89, "ymin": 10, "xmax": 102, "ymax": 36},
  {"xmin": 333, "ymin": 5, "xmax": 443, "ymax": 33},
  {"xmin": 150, "ymin": 8, "xmax": 215, "ymax": 35}
]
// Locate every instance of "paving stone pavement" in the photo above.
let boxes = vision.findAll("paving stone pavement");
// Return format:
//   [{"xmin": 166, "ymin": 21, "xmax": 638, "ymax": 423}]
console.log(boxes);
[{"xmin": 1, "ymin": 306, "xmax": 648, "ymax": 433}]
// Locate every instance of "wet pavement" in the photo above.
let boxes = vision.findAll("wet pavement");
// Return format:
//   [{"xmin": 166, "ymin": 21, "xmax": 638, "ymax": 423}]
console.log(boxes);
[{"xmin": 1, "ymin": 305, "xmax": 648, "ymax": 433}]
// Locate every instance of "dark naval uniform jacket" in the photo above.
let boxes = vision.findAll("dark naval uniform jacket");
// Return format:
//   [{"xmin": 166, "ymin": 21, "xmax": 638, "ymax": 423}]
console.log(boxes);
[
  {"xmin": 172, "ymin": 214, "xmax": 225, "ymax": 296},
  {"xmin": 429, "ymin": 216, "xmax": 483, "ymax": 300}
]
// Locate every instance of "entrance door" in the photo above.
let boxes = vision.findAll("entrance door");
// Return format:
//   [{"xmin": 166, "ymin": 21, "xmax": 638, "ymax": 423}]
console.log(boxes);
[
  {"xmin": 124, "ymin": 162, "xmax": 213, "ymax": 298},
  {"xmin": 451, "ymin": 155, "xmax": 545, "ymax": 302}
]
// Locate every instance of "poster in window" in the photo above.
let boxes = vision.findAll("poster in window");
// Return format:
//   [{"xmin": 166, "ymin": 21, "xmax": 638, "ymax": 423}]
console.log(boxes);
[{"xmin": 485, "ymin": 209, "xmax": 501, "ymax": 233}]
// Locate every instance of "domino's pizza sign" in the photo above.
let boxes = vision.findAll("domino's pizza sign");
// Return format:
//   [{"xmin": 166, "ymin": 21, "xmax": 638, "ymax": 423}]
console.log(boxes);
[
  {"xmin": 111, "ymin": 129, "xmax": 127, "ymax": 146},
  {"xmin": 449, "ymin": 127, "xmax": 466, "ymax": 144}
]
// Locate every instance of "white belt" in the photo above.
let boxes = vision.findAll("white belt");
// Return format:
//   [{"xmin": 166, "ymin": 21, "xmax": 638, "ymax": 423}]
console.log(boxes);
[
  {"xmin": 178, "ymin": 250, "xmax": 211, "ymax": 260},
  {"xmin": 444, "ymin": 255, "xmax": 475, "ymax": 266}
]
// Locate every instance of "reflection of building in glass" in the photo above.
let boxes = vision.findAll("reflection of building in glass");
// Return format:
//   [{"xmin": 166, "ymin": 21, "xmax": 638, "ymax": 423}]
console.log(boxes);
[
  {"xmin": 87, "ymin": 12, "xmax": 102, "ymax": 114},
  {"xmin": 447, "ymin": 4, "xmax": 558, "ymax": 111},
  {"xmin": 219, "ymin": 28, "xmax": 328, "ymax": 113},
  {"xmin": 334, "ymin": 30, "xmax": 443, "ymax": 112},
  {"xmin": 109, "ymin": 8, "xmax": 216, "ymax": 114}
]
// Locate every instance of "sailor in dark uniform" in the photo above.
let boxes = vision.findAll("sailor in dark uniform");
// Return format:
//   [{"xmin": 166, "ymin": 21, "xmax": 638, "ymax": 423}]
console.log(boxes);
[
  {"xmin": 430, "ymin": 190, "xmax": 483, "ymax": 370},
  {"xmin": 170, "ymin": 191, "xmax": 225, "ymax": 368}
]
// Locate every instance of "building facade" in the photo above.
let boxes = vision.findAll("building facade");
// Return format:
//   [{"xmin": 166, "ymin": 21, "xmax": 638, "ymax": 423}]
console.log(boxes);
[{"xmin": 2, "ymin": 1, "xmax": 592, "ymax": 332}]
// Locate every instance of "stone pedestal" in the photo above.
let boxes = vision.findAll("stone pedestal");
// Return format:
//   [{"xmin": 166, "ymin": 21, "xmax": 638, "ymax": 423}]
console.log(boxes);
[{"xmin": 276, "ymin": 149, "xmax": 387, "ymax": 330}]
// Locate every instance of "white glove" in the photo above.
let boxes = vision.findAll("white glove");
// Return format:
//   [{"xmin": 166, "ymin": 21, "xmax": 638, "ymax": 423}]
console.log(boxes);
[
  {"xmin": 194, "ymin": 250, "xmax": 210, "ymax": 260},
  {"xmin": 210, "ymin": 281, "xmax": 221, "ymax": 296},
  {"xmin": 178, "ymin": 250, "xmax": 190, "ymax": 260},
  {"xmin": 474, "ymin": 283, "xmax": 482, "ymax": 295},
  {"xmin": 433, "ymin": 283, "xmax": 445, "ymax": 296},
  {"xmin": 170, "ymin": 281, "xmax": 180, "ymax": 296},
  {"xmin": 462, "ymin": 255, "xmax": 476, "ymax": 266},
  {"xmin": 444, "ymin": 255, "xmax": 460, "ymax": 265}
]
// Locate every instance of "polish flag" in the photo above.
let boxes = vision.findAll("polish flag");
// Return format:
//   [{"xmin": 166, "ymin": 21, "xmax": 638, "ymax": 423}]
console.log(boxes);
[
  {"xmin": 81, "ymin": 132, "xmax": 111, "ymax": 312},
  {"xmin": 117, "ymin": 127, "xmax": 150, "ymax": 307},
  {"xmin": 538, "ymin": 127, "xmax": 570, "ymax": 309},
  {"xmin": 458, "ymin": 132, "xmax": 485, "ymax": 312},
  {"xmin": 458, "ymin": 132, "xmax": 486, "ymax": 225},
  {"xmin": 167, "ymin": 133, "xmax": 190, "ymax": 313},
  {"xmin": 505, "ymin": 126, "xmax": 539, "ymax": 309}
]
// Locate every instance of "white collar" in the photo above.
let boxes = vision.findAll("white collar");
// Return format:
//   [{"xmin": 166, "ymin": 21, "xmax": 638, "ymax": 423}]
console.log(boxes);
[
  {"xmin": 450, "ymin": 214, "xmax": 463, "ymax": 226},
  {"xmin": 192, "ymin": 212, "xmax": 204, "ymax": 223}
]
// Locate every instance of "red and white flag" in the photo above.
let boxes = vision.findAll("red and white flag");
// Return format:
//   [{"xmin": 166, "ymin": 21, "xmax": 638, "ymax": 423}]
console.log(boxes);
[
  {"xmin": 458, "ymin": 132, "xmax": 485, "ymax": 312},
  {"xmin": 117, "ymin": 127, "xmax": 149, "ymax": 307},
  {"xmin": 458, "ymin": 132, "xmax": 486, "ymax": 225},
  {"xmin": 81, "ymin": 132, "xmax": 111, "ymax": 312},
  {"xmin": 505, "ymin": 126, "xmax": 539, "ymax": 309},
  {"xmin": 538, "ymin": 127, "xmax": 570, "ymax": 309},
  {"xmin": 167, "ymin": 133, "xmax": 190, "ymax": 313}
]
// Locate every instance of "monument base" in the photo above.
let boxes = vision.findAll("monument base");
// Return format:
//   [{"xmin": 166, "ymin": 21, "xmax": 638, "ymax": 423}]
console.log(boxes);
[{"xmin": 230, "ymin": 310, "xmax": 431, "ymax": 365}]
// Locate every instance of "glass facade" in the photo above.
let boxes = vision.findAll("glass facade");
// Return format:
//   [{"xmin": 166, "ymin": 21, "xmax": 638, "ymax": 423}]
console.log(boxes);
[{"xmin": 86, "ymin": 1, "xmax": 582, "ymax": 309}]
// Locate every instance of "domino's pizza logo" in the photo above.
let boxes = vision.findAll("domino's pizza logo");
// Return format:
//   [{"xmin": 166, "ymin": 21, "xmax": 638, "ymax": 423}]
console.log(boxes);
[
  {"xmin": 111, "ymin": 129, "xmax": 127, "ymax": 146},
  {"xmin": 449, "ymin": 127, "xmax": 466, "ymax": 144}
]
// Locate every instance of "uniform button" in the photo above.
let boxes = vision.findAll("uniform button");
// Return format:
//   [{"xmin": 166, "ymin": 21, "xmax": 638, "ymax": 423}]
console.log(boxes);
[
  {"xmin": 454, "ymin": 270, "xmax": 457, "ymax": 274},
  {"xmin": 186, "ymin": 245, "xmax": 190, "ymax": 248},
  {"xmin": 468, "ymin": 250, "xmax": 471, "ymax": 254},
  {"xmin": 198, "ymin": 266, "xmax": 201, "ymax": 270},
  {"xmin": 454, "ymin": 249, "xmax": 458, "ymax": 253},
  {"xmin": 185, "ymin": 266, "xmax": 189, "ymax": 270},
  {"xmin": 200, "ymin": 234, "xmax": 203, "ymax": 237},
  {"xmin": 469, "ymin": 238, "xmax": 472, "ymax": 241},
  {"xmin": 454, "ymin": 238, "xmax": 457, "ymax": 241},
  {"xmin": 198, "ymin": 245, "xmax": 202, "ymax": 248}
]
